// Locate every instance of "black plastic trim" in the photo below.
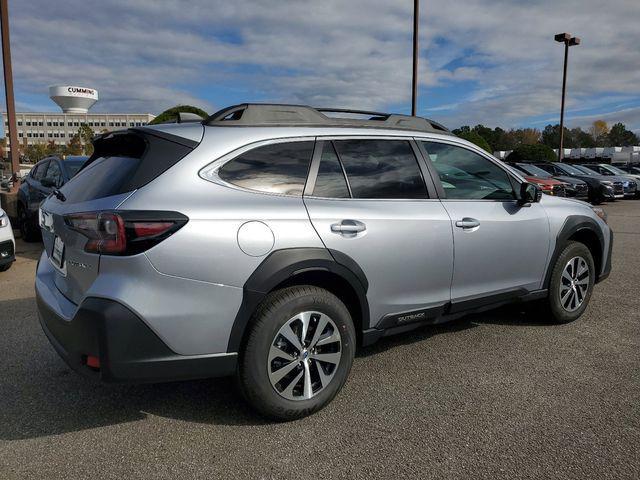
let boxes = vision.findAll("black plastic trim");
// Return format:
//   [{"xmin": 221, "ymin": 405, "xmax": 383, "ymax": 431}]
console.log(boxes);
[
  {"xmin": 376, "ymin": 303, "xmax": 447, "ymax": 329},
  {"xmin": 597, "ymin": 228, "xmax": 613, "ymax": 283},
  {"xmin": 133, "ymin": 127, "xmax": 200, "ymax": 149},
  {"xmin": 543, "ymin": 215, "xmax": 606, "ymax": 289},
  {"xmin": 226, "ymin": 247, "xmax": 370, "ymax": 353},
  {"xmin": 363, "ymin": 288, "xmax": 548, "ymax": 347},
  {"xmin": 37, "ymin": 294, "xmax": 236, "ymax": 383}
]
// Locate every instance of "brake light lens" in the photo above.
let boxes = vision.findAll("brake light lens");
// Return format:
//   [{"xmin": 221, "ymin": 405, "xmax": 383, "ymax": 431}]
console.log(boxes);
[{"xmin": 65, "ymin": 211, "xmax": 187, "ymax": 255}]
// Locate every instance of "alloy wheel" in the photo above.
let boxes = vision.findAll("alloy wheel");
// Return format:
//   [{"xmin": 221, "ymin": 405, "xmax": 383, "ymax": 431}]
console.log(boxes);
[
  {"xmin": 559, "ymin": 256, "xmax": 590, "ymax": 312},
  {"xmin": 268, "ymin": 311, "xmax": 342, "ymax": 401}
]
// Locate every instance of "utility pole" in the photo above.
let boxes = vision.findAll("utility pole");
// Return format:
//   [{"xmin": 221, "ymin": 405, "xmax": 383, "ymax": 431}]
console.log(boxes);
[
  {"xmin": 411, "ymin": 0, "xmax": 419, "ymax": 116},
  {"xmin": 554, "ymin": 33, "xmax": 580, "ymax": 161},
  {"xmin": 0, "ymin": 0, "xmax": 19, "ymax": 179}
]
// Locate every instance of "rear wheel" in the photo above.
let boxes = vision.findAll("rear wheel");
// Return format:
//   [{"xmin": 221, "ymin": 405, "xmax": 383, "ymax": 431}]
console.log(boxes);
[
  {"xmin": 238, "ymin": 285, "xmax": 356, "ymax": 421},
  {"xmin": 0, "ymin": 262, "xmax": 11, "ymax": 272},
  {"xmin": 540, "ymin": 241, "xmax": 595, "ymax": 323}
]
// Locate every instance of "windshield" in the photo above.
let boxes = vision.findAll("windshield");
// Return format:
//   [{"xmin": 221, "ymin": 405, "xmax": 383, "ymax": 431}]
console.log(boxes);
[
  {"xmin": 605, "ymin": 165, "xmax": 628, "ymax": 175},
  {"xmin": 574, "ymin": 165, "xmax": 599, "ymax": 175},
  {"xmin": 516, "ymin": 163, "xmax": 551, "ymax": 177},
  {"xmin": 64, "ymin": 160, "xmax": 86, "ymax": 177},
  {"xmin": 558, "ymin": 163, "xmax": 585, "ymax": 175}
]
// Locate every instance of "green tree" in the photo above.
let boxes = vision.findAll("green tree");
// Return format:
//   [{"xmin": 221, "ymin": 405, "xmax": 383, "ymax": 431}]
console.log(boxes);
[
  {"xmin": 541, "ymin": 124, "xmax": 572, "ymax": 149},
  {"xmin": 66, "ymin": 134, "xmax": 83, "ymax": 155},
  {"xmin": 24, "ymin": 143, "xmax": 48, "ymax": 163},
  {"xmin": 607, "ymin": 122, "xmax": 639, "ymax": 146},
  {"xmin": 78, "ymin": 123, "xmax": 95, "ymax": 155},
  {"xmin": 456, "ymin": 130, "xmax": 492, "ymax": 153},
  {"xmin": 45, "ymin": 140, "xmax": 64, "ymax": 157},
  {"xmin": 505, "ymin": 144, "xmax": 557, "ymax": 163},
  {"xmin": 569, "ymin": 127, "xmax": 595, "ymax": 148},
  {"xmin": 149, "ymin": 105, "xmax": 209, "ymax": 125}
]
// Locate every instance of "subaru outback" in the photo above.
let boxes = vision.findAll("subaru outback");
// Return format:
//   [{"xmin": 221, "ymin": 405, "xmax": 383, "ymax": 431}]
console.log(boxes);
[{"xmin": 35, "ymin": 104, "xmax": 612, "ymax": 420}]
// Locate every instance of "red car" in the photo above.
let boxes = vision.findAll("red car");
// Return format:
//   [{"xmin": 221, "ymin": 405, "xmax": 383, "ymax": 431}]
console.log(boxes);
[{"xmin": 519, "ymin": 174, "xmax": 566, "ymax": 196}]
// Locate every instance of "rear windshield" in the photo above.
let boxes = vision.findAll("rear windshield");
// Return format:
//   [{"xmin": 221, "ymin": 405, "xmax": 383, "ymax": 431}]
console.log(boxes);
[
  {"xmin": 59, "ymin": 130, "xmax": 195, "ymax": 203},
  {"xmin": 64, "ymin": 160, "xmax": 86, "ymax": 177}
]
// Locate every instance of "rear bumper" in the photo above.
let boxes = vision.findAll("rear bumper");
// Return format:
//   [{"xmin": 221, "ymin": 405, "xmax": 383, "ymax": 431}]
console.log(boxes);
[
  {"xmin": 0, "ymin": 239, "xmax": 15, "ymax": 268},
  {"xmin": 36, "ymin": 291, "xmax": 237, "ymax": 383}
]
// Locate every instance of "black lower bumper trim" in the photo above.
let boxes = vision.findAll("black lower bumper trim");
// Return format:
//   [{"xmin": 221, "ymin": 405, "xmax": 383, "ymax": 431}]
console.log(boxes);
[{"xmin": 36, "ymin": 293, "xmax": 237, "ymax": 383}]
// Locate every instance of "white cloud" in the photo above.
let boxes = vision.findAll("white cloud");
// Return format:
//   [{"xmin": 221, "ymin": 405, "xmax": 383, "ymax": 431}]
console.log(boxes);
[{"xmin": 1, "ymin": 0, "xmax": 638, "ymax": 130}]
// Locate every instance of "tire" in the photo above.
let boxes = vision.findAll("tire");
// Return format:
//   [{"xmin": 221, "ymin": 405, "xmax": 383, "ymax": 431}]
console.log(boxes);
[
  {"xmin": 238, "ymin": 285, "xmax": 356, "ymax": 421},
  {"xmin": 0, "ymin": 263, "xmax": 11, "ymax": 272},
  {"xmin": 18, "ymin": 205, "xmax": 40, "ymax": 242},
  {"xmin": 540, "ymin": 241, "xmax": 595, "ymax": 324}
]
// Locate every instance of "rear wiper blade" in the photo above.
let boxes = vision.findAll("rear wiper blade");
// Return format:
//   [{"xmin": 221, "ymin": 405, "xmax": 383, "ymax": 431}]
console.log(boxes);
[{"xmin": 52, "ymin": 188, "xmax": 66, "ymax": 202}]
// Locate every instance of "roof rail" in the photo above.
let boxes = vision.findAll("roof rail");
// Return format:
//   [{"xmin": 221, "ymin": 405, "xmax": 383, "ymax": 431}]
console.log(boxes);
[
  {"xmin": 158, "ymin": 111, "xmax": 206, "ymax": 124},
  {"xmin": 203, "ymin": 103, "xmax": 450, "ymax": 134}
]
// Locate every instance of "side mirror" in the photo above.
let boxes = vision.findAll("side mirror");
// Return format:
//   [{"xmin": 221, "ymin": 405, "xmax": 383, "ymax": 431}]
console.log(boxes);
[
  {"xmin": 518, "ymin": 182, "xmax": 542, "ymax": 205},
  {"xmin": 40, "ymin": 177, "xmax": 56, "ymax": 188}
]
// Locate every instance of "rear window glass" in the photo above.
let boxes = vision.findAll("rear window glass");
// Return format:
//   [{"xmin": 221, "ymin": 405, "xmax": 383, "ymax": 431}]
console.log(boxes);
[
  {"xmin": 218, "ymin": 141, "xmax": 314, "ymax": 196},
  {"xmin": 59, "ymin": 131, "xmax": 194, "ymax": 203},
  {"xmin": 60, "ymin": 156, "xmax": 141, "ymax": 203}
]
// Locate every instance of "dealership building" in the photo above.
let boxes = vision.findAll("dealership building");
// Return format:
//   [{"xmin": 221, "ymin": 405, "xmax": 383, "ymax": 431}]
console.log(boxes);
[{"xmin": 2, "ymin": 86, "xmax": 155, "ymax": 148}]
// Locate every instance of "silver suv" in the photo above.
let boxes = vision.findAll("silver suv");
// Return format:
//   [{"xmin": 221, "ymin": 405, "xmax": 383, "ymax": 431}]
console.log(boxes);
[{"xmin": 36, "ymin": 104, "xmax": 613, "ymax": 420}]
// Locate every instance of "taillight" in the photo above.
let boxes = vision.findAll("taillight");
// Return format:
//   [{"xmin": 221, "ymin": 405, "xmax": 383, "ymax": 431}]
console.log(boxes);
[{"xmin": 65, "ymin": 211, "xmax": 187, "ymax": 255}]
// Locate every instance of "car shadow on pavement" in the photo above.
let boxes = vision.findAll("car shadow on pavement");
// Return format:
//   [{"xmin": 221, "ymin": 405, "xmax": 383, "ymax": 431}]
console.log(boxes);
[
  {"xmin": 0, "ymin": 297, "xmax": 273, "ymax": 441},
  {"xmin": 0, "ymin": 297, "xmax": 552, "ymax": 441}
]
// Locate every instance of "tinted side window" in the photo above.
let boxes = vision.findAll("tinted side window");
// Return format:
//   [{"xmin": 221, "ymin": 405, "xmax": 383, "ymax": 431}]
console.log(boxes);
[
  {"xmin": 312, "ymin": 142, "xmax": 350, "ymax": 198},
  {"xmin": 33, "ymin": 161, "xmax": 48, "ymax": 181},
  {"xmin": 45, "ymin": 161, "xmax": 62, "ymax": 186},
  {"xmin": 218, "ymin": 142, "xmax": 314, "ymax": 196},
  {"xmin": 333, "ymin": 140, "xmax": 427, "ymax": 199},
  {"xmin": 422, "ymin": 142, "xmax": 515, "ymax": 200}
]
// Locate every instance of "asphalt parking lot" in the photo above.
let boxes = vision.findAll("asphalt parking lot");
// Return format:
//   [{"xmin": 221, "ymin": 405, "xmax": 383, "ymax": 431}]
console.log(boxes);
[{"xmin": 0, "ymin": 201, "xmax": 638, "ymax": 480}]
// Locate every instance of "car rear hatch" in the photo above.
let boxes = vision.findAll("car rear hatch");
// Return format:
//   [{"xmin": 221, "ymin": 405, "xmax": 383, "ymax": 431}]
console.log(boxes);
[{"xmin": 39, "ymin": 127, "xmax": 201, "ymax": 305}]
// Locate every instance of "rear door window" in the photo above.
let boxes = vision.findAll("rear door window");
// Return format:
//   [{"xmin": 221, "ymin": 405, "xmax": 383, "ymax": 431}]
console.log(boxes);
[
  {"xmin": 332, "ymin": 139, "xmax": 427, "ymax": 199},
  {"xmin": 218, "ymin": 141, "xmax": 314, "ymax": 196}
]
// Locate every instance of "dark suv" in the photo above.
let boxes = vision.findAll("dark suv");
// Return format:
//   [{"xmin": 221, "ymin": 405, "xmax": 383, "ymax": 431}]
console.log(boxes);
[
  {"xmin": 534, "ymin": 162, "xmax": 621, "ymax": 204},
  {"xmin": 17, "ymin": 156, "xmax": 88, "ymax": 241}
]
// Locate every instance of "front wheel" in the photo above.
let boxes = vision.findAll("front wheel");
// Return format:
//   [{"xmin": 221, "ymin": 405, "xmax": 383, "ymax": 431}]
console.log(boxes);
[
  {"xmin": 238, "ymin": 286, "xmax": 356, "ymax": 421},
  {"xmin": 541, "ymin": 241, "xmax": 595, "ymax": 324}
]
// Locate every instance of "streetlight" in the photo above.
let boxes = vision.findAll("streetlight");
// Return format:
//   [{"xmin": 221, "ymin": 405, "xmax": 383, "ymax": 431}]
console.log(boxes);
[
  {"xmin": 411, "ymin": 0, "xmax": 419, "ymax": 116},
  {"xmin": 554, "ymin": 32, "xmax": 580, "ymax": 161}
]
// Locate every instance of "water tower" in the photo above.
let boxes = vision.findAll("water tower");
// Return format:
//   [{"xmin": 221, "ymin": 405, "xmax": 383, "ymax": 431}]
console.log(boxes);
[{"xmin": 49, "ymin": 85, "xmax": 98, "ymax": 113}]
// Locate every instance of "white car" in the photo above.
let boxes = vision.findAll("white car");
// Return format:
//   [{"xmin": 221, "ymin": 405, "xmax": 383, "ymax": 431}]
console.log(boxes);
[{"xmin": 0, "ymin": 207, "xmax": 15, "ymax": 272}]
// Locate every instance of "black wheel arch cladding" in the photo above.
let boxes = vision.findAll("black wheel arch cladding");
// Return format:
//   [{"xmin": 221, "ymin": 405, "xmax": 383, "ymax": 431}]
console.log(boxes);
[
  {"xmin": 543, "ymin": 215, "xmax": 606, "ymax": 290},
  {"xmin": 226, "ymin": 247, "xmax": 369, "ymax": 353}
]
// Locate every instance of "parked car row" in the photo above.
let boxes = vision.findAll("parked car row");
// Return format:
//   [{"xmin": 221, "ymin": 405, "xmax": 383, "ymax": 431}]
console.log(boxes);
[
  {"xmin": 504, "ymin": 161, "xmax": 639, "ymax": 205},
  {"xmin": 17, "ymin": 155, "xmax": 88, "ymax": 241}
]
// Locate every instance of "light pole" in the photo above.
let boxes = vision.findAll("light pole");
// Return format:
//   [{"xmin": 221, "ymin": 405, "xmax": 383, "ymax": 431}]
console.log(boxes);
[
  {"xmin": 0, "ymin": 0, "xmax": 19, "ymax": 180},
  {"xmin": 411, "ymin": 0, "xmax": 419, "ymax": 116},
  {"xmin": 554, "ymin": 32, "xmax": 580, "ymax": 161}
]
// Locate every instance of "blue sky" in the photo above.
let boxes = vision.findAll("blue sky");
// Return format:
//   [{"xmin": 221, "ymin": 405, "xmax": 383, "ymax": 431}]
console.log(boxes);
[{"xmin": 2, "ymin": 0, "xmax": 639, "ymax": 134}]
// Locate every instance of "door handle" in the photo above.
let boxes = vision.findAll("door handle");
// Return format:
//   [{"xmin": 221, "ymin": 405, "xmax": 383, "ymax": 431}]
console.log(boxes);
[
  {"xmin": 331, "ymin": 220, "xmax": 366, "ymax": 236},
  {"xmin": 455, "ymin": 217, "xmax": 480, "ymax": 229}
]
